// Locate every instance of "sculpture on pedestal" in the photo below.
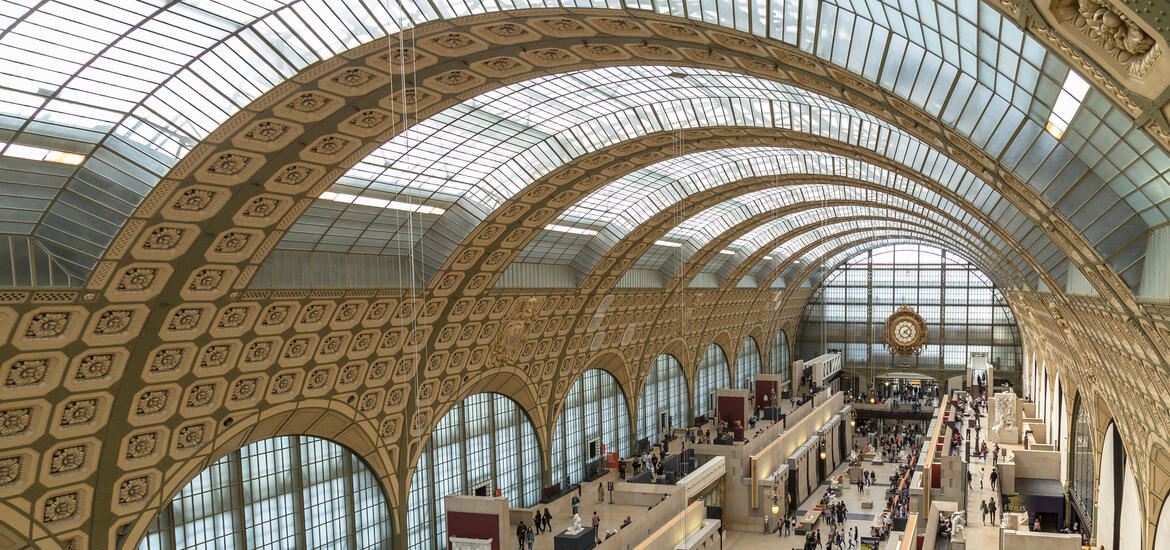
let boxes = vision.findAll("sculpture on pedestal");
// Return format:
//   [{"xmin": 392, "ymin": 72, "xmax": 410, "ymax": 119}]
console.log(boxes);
[
  {"xmin": 991, "ymin": 392, "xmax": 1018, "ymax": 442},
  {"xmin": 566, "ymin": 512, "xmax": 584, "ymax": 535},
  {"xmin": 950, "ymin": 510, "xmax": 966, "ymax": 540}
]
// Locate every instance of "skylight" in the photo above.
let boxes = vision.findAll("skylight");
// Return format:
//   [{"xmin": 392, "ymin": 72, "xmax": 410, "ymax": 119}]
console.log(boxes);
[
  {"xmin": 654, "ymin": 240, "xmax": 683, "ymax": 247},
  {"xmin": 545, "ymin": 224, "xmax": 598, "ymax": 236},
  {"xmin": 0, "ymin": 143, "xmax": 85, "ymax": 165},
  {"xmin": 318, "ymin": 192, "xmax": 445, "ymax": 215},
  {"xmin": 1046, "ymin": 71, "xmax": 1091, "ymax": 139},
  {"xmin": 719, "ymin": 249, "xmax": 736, "ymax": 255}
]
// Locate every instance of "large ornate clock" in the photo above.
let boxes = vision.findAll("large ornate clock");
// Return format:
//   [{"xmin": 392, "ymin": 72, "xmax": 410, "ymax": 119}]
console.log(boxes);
[{"xmin": 883, "ymin": 306, "xmax": 928, "ymax": 358}]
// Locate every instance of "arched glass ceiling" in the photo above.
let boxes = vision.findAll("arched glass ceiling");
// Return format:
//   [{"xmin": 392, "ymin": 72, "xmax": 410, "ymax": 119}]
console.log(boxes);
[
  {"xmin": 695, "ymin": 216, "xmax": 1017, "ymax": 288},
  {"xmin": 0, "ymin": 1, "xmax": 1162, "ymax": 287},
  {"xmin": 799, "ymin": 238, "xmax": 993, "ymax": 288},
  {"xmin": 515, "ymin": 146, "xmax": 1038, "ymax": 279},
  {"xmin": 703, "ymin": 206, "xmax": 1017, "ymax": 284},
  {"xmin": 632, "ymin": 186, "xmax": 1000, "ymax": 274},
  {"xmin": 287, "ymin": 64, "xmax": 998, "ymax": 261}
]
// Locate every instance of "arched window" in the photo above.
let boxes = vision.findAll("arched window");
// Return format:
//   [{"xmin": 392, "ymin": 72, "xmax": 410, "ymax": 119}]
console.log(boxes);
[
  {"xmin": 1068, "ymin": 395, "xmax": 1093, "ymax": 537},
  {"xmin": 736, "ymin": 337, "xmax": 761, "ymax": 390},
  {"xmin": 140, "ymin": 436, "xmax": 391, "ymax": 550},
  {"xmin": 798, "ymin": 244, "xmax": 1021, "ymax": 373},
  {"xmin": 771, "ymin": 330, "xmax": 790, "ymax": 384},
  {"xmin": 552, "ymin": 369, "xmax": 632, "ymax": 488},
  {"xmin": 638, "ymin": 354, "xmax": 690, "ymax": 443},
  {"xmin": 693, "ymin": 344, "xmax": 729, "ymax": 417},
  {"xmin": 408, "ymin": 393, "xmax": 540, "ymax": 550}
]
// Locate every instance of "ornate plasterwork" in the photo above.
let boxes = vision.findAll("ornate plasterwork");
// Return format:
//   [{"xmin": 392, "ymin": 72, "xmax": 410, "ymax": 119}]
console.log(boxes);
[
  {"xmin": 0, "ymin": 10, "xmax": 1167, "ymax": 550},
  {"xmin": 1040, "ymin": 0, "xmax": 1170, "ymax": 98}
]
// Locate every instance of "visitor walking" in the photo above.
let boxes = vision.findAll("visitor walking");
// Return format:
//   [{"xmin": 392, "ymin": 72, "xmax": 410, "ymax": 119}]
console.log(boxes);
[
  {"xmin": 516, "ymin": 521, "xmax": 528, "ymax": 550},
  {"xmin": 980, "ymin": 500, "xmax": 988, "ymax": 525},
  {"xmin": 990, "ymin": 469, "xmax": 998, "ymax": 491},
  {"xmin": 543, "ymin": 508, "xmax": 552, "ymax": 532},
  {"xmin": 533, "ymin": 511, "xmax": 543, "ymax": 534},
  {"xmin": 988, "ymin": 498, "xmax": 998, "ymax": 524},
  {"xmin": 591, "ymin": 511, "xmax": 600, "ymax": 532},
  {"xmin": 525, "ymin": 527, "xmax": 534, "ymax": 550}
]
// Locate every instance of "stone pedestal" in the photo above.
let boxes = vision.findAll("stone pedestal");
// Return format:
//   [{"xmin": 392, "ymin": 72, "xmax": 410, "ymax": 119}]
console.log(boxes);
[
  {"xmin": 989, "ymin": 392, "xmax": 1020, "ymax": 444},
  {"xmin": 450, "ymin": 538, "xmax": 493, "ymax": 550},
  {"xmin": 554, "ymin": 526, "xmax": 595, "ymax": 550}
]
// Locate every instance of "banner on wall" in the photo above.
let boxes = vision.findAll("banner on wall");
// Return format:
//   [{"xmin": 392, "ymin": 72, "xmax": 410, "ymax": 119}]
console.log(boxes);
[{"xmin": 605, "ymin": 452, "xmax": 619, "ymax": 468}]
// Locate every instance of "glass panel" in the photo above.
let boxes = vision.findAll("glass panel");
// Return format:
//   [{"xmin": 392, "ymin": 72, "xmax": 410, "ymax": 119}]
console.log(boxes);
[
  {"xmin": 140, "ymin": 436, "xmax": 391, "ymax": 550},
  {"xmin": 798, "ymin": 244, "xmax": 1021, "ymax": 380},
  {"xmin": 407, "ymin": 393, "xmax": 541, "ymax": 550}
]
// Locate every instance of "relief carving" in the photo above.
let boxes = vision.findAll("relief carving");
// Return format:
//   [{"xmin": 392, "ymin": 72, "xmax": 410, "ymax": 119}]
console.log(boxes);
[
  {"xmin": 125, "ymin": 433, "xmax": 157, "ymax": 459},
  {"xmin": 0, "ymin": 408, "xmax": 32, "ymax": 435},
  {"xmin": 42, "ymin": 493, "xmax": 78, "ymax": 522},
  {"xmin": 1054, "ymin": 0, "xmax": 1160, "ymax": 77},
  {"xmin": 25, "ymin": 312, "xmax": 70, "ymax": 338},
  {"xmin": 76, "ymin": 353, "xmax": 112, "ymax": 380},
  {"xmin": 5, "ymin": 359, "xmax": 47, "ymax": 386},
  {"xmin": 59, "ymin": 399, "xmax": 97, "ymax": 426},
  {"xmin": 488, "ymin": 297, "xmax": 539, "ymax": 368},
  {"xmin": 50, "ymin": 445, "xmax": 85, "ymax": 473}
]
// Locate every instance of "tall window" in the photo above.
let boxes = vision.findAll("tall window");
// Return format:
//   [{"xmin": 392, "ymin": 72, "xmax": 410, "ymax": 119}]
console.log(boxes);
[
  {"xmin": 140, "ymin": 436, "xmax": 391, "ymax": 550},
  {"xmin": 408, "ymin": 393, "xmax": 540, "ymax": 550},
  {"xmin": 1069, "ymin": 395, "xmax": 1094, "ymax": 537},
  {"xmin": 799, "ymin": 244, "xmax": 1021, "ymax": 374},
  {"xmin": 736, "ymin": 337, "xmax": 762, "ymax": 390},
  {"xmin": 552, "ymin": 369, "xmax": 632, "ymax": 487},
  {"xmin": 693, "ymin": 344, "xmax": 729, "ymax": 416},
  {"xmin": 638, "ymin": 354, "xmax": 690, "ymax": 442},
  {"xmin": 771, "ymin": 330, "xmax": 790, "ymax": 385}
]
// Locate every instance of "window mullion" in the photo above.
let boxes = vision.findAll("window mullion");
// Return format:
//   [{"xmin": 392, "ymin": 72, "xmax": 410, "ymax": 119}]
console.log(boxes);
[
  {"xmin": 290, "ymin": 437, "xmax": 308, "ymax": 550},
  {"xmin": 344, "ymin": 453, "xmax": 358, "ymax": 550},
  {"xmin": 230, "ymin": 450, "xmax": 247, "ymax": 550}
]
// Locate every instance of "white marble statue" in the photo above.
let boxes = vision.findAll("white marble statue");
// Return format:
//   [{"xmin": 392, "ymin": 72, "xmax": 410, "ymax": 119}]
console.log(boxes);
[
  {"xmin": 566, "ymin": 512, "xmax": 583, "ymax": 535},
  {"xmin": 995, "ymin": 394, "xmax": 1015, "ymax": 429},
  {"xmin": 949, "ymin": 510, "xmax": 966, "ymax": 540}
]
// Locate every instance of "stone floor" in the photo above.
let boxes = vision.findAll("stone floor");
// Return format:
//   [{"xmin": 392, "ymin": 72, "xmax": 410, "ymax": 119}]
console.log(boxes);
[
  {"xmin": 724, "ymin": 399, "xmax": 1039, "ymax": 550},
  {"xmin": 508, "ymin": 397, "xmax": 1045, "ymax": 550},
  {"xmin": 509, "ymin": 398, "xmax": 805, "ymax": 550}
]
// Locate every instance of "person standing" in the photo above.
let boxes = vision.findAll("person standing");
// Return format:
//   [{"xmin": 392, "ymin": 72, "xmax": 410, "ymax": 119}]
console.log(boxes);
[
  {"xmin": 597, "ymin": 482, "xmax": 605, "ymax": 503},
  {"xmin": 516, "ymin": 521, "xmax": 528, "ymax": 550}
]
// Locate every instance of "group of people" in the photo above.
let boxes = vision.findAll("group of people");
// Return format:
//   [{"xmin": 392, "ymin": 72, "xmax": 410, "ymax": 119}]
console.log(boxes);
[
  {"xmin": 886, "ymin": 464, "xmax": 913, "ymax": 518},
  {"xmin": 801, "ymin": 525, "xmax": 862, "ymax": 550},
  {"xmin": 936, "ymin": 511, "xmax": 957, "ymax": 547},
  {"xmin": 771, "ymin": 510, "xmax": 798, "ymax": 536},
  {"xmin": 514, "ymin": 508, "xmax": 554, "ymax": 550},
  {"xmin": 871, "ymin": 423, "xmax": 922, "ymax": 464},
  {"xmin": 979, "ymin": 497, "xmax": 999, "ymax": 525},
  {"xmin": 853, "ymin": 469, "xmax": 878, "ymax": 493}
]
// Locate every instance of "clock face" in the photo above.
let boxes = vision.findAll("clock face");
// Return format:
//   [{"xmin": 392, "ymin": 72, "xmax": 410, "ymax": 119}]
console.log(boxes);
[
  {"xmin": 893, "ymin": 320, "xmax": 917, "ymax": 344},
  {"xmin": 883, "ymin": 306, "xmax": 927, "ymax": 358}
]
